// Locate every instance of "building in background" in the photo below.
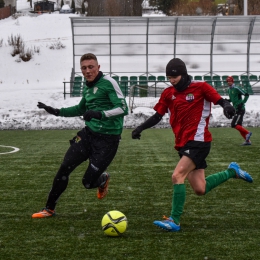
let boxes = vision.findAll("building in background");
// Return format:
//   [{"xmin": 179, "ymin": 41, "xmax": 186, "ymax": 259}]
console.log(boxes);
[{"xmin": 0, "ymin": 0, "xmax": 16, "ymax": 19}]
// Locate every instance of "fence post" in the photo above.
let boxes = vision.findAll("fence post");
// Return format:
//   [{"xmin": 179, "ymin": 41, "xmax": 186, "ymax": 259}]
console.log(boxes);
[{"xmin": 63, "ymin": 82, "xmax": 66, "ymax": 100}]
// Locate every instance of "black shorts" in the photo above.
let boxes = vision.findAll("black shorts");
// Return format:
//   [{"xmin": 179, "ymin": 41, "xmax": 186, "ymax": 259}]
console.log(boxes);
[
  {"xmin": 65, "ymin": 126, "xmax": 121, "ymax": 175},
  {"xmin": 178, "ymin": 141, "xmax": 211, "ymax": 169},
  {"xmin": 231, "ymin": 108, "xmax": 245, "ymax": 127}
]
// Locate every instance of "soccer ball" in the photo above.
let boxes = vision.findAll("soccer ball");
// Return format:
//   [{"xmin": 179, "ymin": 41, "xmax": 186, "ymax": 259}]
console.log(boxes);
[{"xmin": 101, "ymin": 210, "xmax": 128, "ymax": 236}]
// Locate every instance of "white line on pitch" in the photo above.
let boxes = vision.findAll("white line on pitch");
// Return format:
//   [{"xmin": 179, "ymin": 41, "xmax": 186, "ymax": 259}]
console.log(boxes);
[{"xmin": 0, "ymin": 145, "xmax": 20, "ymax": 155}]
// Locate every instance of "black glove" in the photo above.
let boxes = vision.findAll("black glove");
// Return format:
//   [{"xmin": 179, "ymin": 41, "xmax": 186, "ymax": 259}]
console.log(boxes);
[
  {"xmin": 132, "ymin": 126, "xmax": 143, "ymax": 140},
  {"xmin": 223, "ymin": 101, "xmax": 235, "ymax": 119},
  {"xmin": 37, "ymin": 102, "xmax": 60, "ymax": 116},
  {"xmin": 83, "ymin": 110, "xmax": 102, "ymax": 121}
]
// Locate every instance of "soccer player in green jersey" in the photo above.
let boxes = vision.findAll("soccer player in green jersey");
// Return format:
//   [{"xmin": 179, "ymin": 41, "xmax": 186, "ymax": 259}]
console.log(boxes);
[
  {"xmin": 32, "ymin": 53, "xmax": 128, "ymax": 218},
  {"xmin": 226, "ymin": 76, "xmax": 252, "ymax": 145}
]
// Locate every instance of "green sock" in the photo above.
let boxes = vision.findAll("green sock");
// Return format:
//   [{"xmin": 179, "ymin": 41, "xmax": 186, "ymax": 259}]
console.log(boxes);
[
  {"xmin": 205, "ymin": 169, "xmax": 236, "ymax": 194},
  {"xmin": 171, "ymin": 184, "xmax": 186, "ymax": 225}
]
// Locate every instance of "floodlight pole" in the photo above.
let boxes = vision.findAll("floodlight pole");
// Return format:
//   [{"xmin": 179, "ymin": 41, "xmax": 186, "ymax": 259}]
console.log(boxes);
[{"xmin": 244, "ymin": 0, "xmax": 247, "ymax": 16}]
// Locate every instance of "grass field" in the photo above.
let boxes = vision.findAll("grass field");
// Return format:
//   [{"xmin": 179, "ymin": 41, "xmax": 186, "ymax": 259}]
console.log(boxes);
[{"xmin": 0, "ymin": 128, "xmax": 259, "ymax": 260}]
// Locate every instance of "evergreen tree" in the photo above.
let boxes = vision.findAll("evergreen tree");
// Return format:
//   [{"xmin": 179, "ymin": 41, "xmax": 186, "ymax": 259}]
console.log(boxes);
[
  {"xmin": 81, "ymin": 1, "xmax": 86, "ymax": 15},
  {"xmin": 71, "ymin": 0, "xmax": 75, "ymax": 13},
  {"xmin": 0, "ymin": 0, "xmax": 5, "ymax": 9}
]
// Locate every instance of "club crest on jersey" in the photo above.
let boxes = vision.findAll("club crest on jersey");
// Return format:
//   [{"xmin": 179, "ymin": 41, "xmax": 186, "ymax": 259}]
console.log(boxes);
[
  {"xmin": 171, "ymin": 95, "xmax": 176, "ymax": 100},
  {"xmin": 75, "ymin": 135, "xmax": 81, "ymax": 143},
  {"xmin": 186, "ymin": 93, "xmax": 194, "ymax": 102}
]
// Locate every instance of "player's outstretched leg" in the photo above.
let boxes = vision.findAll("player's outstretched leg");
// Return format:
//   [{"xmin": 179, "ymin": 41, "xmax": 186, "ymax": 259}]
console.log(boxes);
[
  {"xmin": 228, "ymin": 162, "xmax": 253, "ymax": 183},
  {"xmin": 153, "ymin": 216, "xmax": 181, "ymax": 232}
]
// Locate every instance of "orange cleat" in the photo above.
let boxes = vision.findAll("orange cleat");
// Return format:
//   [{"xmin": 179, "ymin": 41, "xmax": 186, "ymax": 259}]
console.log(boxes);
[
  {"xmin": 97, "ymin": 172, "xmax": 110, "ymax": 200},
  {"xmin": 32, "ymin": 208, "xmax": 56, "ymax": 218}
]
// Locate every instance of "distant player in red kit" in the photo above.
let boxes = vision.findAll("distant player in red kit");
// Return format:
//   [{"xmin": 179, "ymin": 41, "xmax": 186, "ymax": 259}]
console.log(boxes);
[{"xmin": 132, "ymin": 58, "xmax": 253, "ymax": 232}]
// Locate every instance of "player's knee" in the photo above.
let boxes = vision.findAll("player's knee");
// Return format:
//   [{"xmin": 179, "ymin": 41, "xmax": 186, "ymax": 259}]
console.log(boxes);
[
  {"xmin": 172, "ymin": 174, "xmax": 184, "ymax": 184},
  {"xmin": 194, "ymin": 188, "xmax": 205, "ymax": 196},
  {"xmin": 82, "ymin": 178, "xmax": 92, "ymax": 189},
  {"xmin": 172, "ymin": 169, "xmax": 187, "ymax": 184}
]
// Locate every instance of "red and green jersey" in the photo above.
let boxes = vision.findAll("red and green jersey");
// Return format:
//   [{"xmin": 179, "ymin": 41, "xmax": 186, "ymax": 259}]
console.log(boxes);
[
  {"xmin": 154, "ymin": 81, "xmax": 221, "ymax": 150},
  {"xmin": 59, "ymin": 75, "xmax": 128, "ymax": 135}
]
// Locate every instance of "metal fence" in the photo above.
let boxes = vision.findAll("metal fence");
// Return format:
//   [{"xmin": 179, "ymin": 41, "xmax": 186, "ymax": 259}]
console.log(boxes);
[{"xmin": 70, "ymin": 16, "xmax": 260, "ymax": 78}]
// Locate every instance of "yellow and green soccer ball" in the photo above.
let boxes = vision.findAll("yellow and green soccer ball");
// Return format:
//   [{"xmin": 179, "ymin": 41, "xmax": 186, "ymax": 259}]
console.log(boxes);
[{"xmin": 101, "ymin": 210, "xmax": 128, "ymax": 236}]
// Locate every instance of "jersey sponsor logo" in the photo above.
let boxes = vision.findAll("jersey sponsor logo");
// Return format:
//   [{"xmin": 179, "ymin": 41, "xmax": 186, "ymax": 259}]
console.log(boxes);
[{"xmin": 186, "ymin": 93, "xmax": 194, "ymax": 102}]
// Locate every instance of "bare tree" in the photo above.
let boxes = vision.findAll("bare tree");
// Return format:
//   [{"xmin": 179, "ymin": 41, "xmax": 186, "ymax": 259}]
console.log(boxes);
[
  {"xmin": 133, "ymin": 0, "xmax": 143, "ymax": 16},
  {"xmin": 105, "ymin": 0, "xmax": 121, "ymax": 16},
  {"xmin": 87, "ymin": 0, "xmax": 142, "ymax": 16},
  {"xmin": 226, "ymin": 0, "xmax": 260, "ymax": 15},
  {"xmin": 236, "ymin": 0, "xmax": 243, "ymax": 14},
  {"xmin": 247, "ymin": 0, "xmax": 260, "ymax": 15},
  {"xmin": 169, "ymin": 0, "xmax": 217, "ymax": 16},
  {"xmin": 87, "ymin": 0, "xmax": 103, "ymax": 16}
]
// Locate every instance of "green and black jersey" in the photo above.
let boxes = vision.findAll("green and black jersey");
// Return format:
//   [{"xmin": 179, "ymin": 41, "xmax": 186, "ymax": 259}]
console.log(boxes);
[
  {"xmin": 227, "ymin": 84, "xmax": 249, "ymax": 110},
  {"xmin": 59, "ymin": 74, "xmax": 128, "ymax": 135}
]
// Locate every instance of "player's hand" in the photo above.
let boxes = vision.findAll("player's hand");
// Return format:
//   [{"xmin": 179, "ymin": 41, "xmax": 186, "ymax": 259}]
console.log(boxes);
[
  {"xmin": 132, "ymin": 126, "xmax": 143, "ymax": 139},
  {"xmin": 223, "ymin": 102, "xmax": 235, "ymax": 119},
  {"xmin": 83, "ymin": 110, "xmax": 102, "ymax": 121},
  {"xmin": 37, "ymin": 102, "xmax": 60, "ymax": 116}
]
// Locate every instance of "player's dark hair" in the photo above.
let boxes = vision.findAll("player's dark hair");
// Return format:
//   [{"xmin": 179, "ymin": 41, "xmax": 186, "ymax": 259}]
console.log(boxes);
[{"xmin": 80, "ymin": 53, "xmax": 98, "ymax": 63}]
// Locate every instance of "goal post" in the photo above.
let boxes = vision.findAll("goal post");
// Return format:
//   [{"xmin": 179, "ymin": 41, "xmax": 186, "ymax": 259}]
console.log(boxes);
[{"xmin": 128, "ymin": 82, "xmax": 170, "ymax": 113}]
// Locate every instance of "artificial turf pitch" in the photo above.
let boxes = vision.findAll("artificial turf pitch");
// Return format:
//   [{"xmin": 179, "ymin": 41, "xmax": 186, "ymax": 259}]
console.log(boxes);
[{"xmin": 0, "ymin": 128, "xmax": 259, "ymax": 260}]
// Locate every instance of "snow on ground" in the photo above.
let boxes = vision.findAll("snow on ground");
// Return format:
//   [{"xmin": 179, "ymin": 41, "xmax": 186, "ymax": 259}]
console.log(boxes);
[{"xmin": 0, "ymin": 0, "xmax": 259, "ymax": 130}]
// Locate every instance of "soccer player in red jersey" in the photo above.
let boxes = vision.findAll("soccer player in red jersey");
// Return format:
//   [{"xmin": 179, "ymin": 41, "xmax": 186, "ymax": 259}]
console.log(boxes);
[{"xmin": 132, "ymin": 58, "xmax": 253, "ymax": 232}]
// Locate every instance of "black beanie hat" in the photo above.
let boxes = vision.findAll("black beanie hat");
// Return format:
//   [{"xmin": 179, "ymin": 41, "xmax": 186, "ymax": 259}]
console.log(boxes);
[{"xmin": 166, "ymin": 58, "xmax": 187, "ymax": 76}]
